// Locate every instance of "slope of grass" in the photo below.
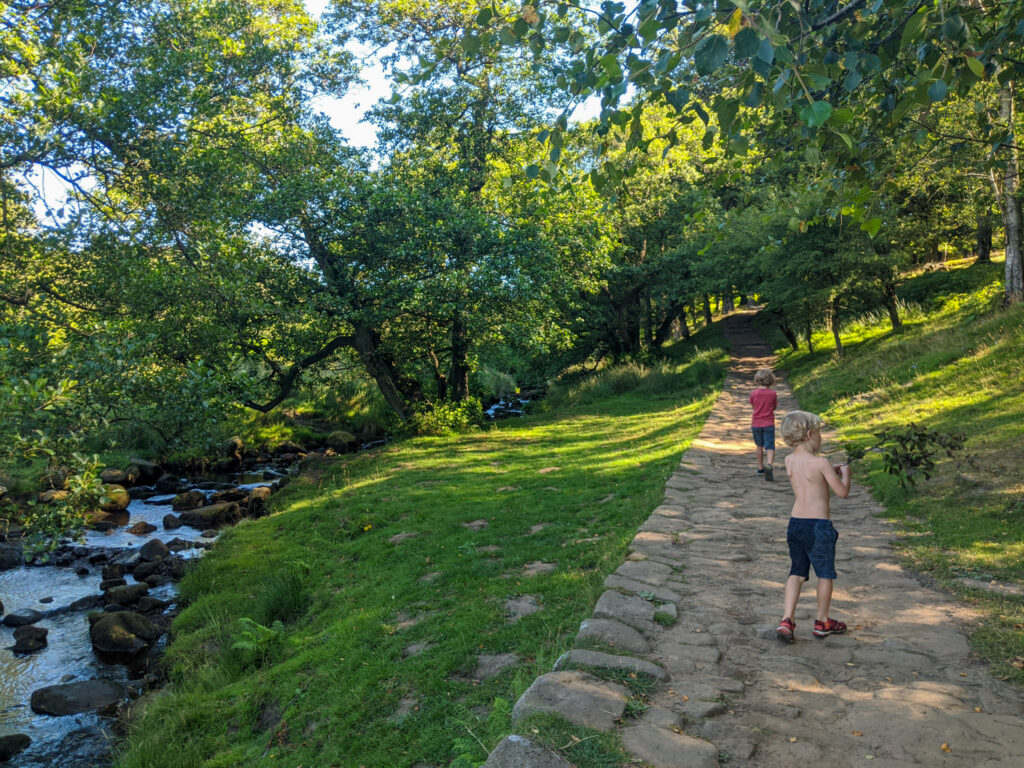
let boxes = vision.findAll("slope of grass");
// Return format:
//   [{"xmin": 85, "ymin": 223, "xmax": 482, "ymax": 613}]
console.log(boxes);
[
  {"xmin": 116, "ymin": 328, "xmax": 729, "ymax": 768},
  {"xmin": 773, "ymin": 259, "xmax": 1024, "ymax": 682}
]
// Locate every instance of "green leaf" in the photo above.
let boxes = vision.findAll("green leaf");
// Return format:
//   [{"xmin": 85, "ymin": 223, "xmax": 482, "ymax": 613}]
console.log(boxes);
[
  {"xmin": 733, "ymin": 27, "xmax": 760, "ymax": 59},
  {"xmin": 756, "ymin": 37, "xmax": 775, "ymax": 64},
  {"xmin": 965, "ymin": 56, "xmax": 985, "ymax": 78},
  {"xmin": 743, "ymin": 81, "xmax": 763, "ymax": 108},
  {"xmin": 834, "ymin": 130, "xmax": 853, "ymax": 150},
  {"xmin": 476, "ymin": 7, "xmax": 493, "ymax": 25},
  {"xmin": 694, "ymin": 34, "xmax": 729, "ymax": 75},
  {"xmin": 524, "ymin": 164, "xmax": 540, "ymax": 179},
  {"xmin": 461, "ymin": 34, "xmax": 481, "ymax": 56},
  {"xmin": 830, "ymin": 107, "xmax": 854, "ymax": 125},
  {"xmin": 901, "ymin": 11, "xmax": 930, "ymax": 49},
  {"xmin": 941, "ymin": 15, "xmax": 966, "ymax": 41},
  {"xmin": 600, "ymin": 53, "xmax": 623, "ymax": 80},
  {"xmin": 928, "ymin": 78, "xmax": 948, "ymax": 102},
  {"xmin": 861, "ymin": 218, "xmax": 882, "ymax": 237},
  {"xmin": 717, "ymin": 100, "xmax": 739, "ymax": 131},
  {"xmin": 798, "ymin": 100, "xmax": 833, "ymax": 128}
]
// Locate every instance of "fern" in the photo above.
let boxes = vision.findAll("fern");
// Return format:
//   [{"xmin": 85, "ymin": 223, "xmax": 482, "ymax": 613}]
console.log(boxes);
[{"xmin": 231, "ymin": 617, "xmax": 284, "ymax": 665}]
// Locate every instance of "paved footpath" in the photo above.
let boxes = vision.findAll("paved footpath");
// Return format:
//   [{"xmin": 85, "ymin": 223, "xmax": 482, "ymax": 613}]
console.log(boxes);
[{"xmin": 618, "ymin": 311, "xmax": 1024, "ymax": 767}]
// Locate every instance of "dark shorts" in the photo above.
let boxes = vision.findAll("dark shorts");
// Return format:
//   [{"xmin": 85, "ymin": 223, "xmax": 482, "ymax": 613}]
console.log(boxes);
[
  {"xmin": 787, "ymin": 518, "xmax": 838, "ymax": 580},
  {"xmin": 751, "ymin": 426, "xmax": 775, "ymax": 450}
]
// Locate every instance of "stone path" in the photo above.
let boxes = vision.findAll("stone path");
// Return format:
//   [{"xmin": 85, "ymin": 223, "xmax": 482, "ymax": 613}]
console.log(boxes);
[{"xmin": 489, "ymin": 311, "xmax": 1024, "ymax": 768}]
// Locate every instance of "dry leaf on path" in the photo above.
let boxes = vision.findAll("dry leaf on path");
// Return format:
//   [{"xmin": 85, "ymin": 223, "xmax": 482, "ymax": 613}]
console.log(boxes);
[{"xmin": 941, "ymin": 743, "xmax": 952, "ymax": 752}]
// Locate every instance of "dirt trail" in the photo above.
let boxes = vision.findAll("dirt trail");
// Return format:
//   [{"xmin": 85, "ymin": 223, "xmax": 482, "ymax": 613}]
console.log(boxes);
[{"xmin": 622, "ymin": 311, "xmax": 1024, "ymax": 767}]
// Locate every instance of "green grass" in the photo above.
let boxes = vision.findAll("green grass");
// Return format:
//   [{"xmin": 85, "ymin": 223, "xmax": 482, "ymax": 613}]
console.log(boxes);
[
  {"xmin": 772, "ymin": 258, "xmax": 1024, "ymax": 682},
  {"xmin": 115, "ymin": 327, "xmax": 729, "ymax": 768}
]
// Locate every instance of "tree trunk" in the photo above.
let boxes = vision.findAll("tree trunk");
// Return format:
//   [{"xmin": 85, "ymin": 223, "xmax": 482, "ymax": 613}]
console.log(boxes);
[
  {"xmin": 653, "ymin": 303, "xmax": 683, "ymax": 347},
  {"xmin": 992, "ymin": 83, "xmax": 1024, "ymax": 305},
  {"xmin": 679, "ymin": 312, "xmax": 690, "ymax": 340},
  {"xmin": 777, "ymin": 319, "xmax": 799, "ymax": 350},
  {"xmin": 805, "ymin": 321, "xmax": 814, "ymax": 353},
  {"xmin": 428, "ymin": 348, "xmax": 447, "ymax": 401},
  {"xmin": 880, "ymin": 275, "xmax": 902, "ymax": 331},
  {"xmin": 703, "ymin": 294, "xmax": 712, "ymax": 326},
  {"xmin": 830, "ymin": 298, "xmax": 843, "ymax": 356},
  {"xmin": 353, "ymin": 324, "xmax": 410, "ymax": 421},
  {"xmin": 976, "ymin": 213, "xmax": 992, "ymax": 263},
  {"xmin": 448, "ymin": 313, "xmax": 471, "ymax": 401}
]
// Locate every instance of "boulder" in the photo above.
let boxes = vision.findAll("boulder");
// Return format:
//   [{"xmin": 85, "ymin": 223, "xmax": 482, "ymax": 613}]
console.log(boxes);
[
  {"xmin": 153, "ymin": 474, "xmax": 182, "ymax": 494},
  {"xmin": 247, "ymin": 486, "xmax": 272, "ymax": 515},
  {"xmin": 30, "ymin": 679, "xmax": 125, "ymax": 716},
  {"xmin": 0, "ymin": 734, "xmax": 31, "ymax": 762},
  {"xmin": 99, "ymin": 578, "xmax": 127, "ymax": 591},
  {"xmin": 104, "ymin": 583, "xmax": 149, "ymax": 607},
  {"xmin": 162, "ymin": 513, "xmax": 182, "ymax": 529},
  {"xmin": 271, "ymin": 440, "xmax": 305, "ymax": 455},
  {"xmin": 126, "ymin": 521, "xmax": 157, "ymax": 536},
  {"xmin": 178, "ymin": 502, "xmax": 240, "ymax": 529},
  {"xmin": 3, "ymin": 610, "xmax": 43, "ymax": 628},
  {"xmin": 222, "ymin": 436, "xmax": 245, "ymax": 458},
  {"xmin": 325, "ymin": 430, "xmax": 358, "ymax": 452},
  {"xmin": 38, "ymin": 489, "xmax": 70, "ymax": 504},
  {"xmin": 0, "ymin": 541, "xmax": 22, "ymax": 570},
  {"xmin": 100, "ymin": 484, "xmax": 130, "ymax": 513},
  {"xmin": 481, "ymin": 735, "xmax": 572, "ymax": 768},
  {"xmin": 136, "ymin": 596, "xmax": 169, "ymax": 613},
  {"xmin": 131, "ymin": 560, "xmax": 161, "ymax": 581},
  {"xmin": 128, "ymin": 485, "xmax": 156, "ymax": 500},
  {"xmin": 90, "ymin": 611, "xmax": 162, "ymax": 654},
  {"xmin": 512, "ymin": 671, "xmax": 627, "ymax": 731},
  {"xmin": 209, "ymin": 488, "xmax": 248, "ymax": 505},
  {"xmin": 10, "ymin": 625, "xmax": 48, "ymax": 653},
  {"xmin": 170, "ymin": 490, "xmax": 206, "ymax": 511},
  {"xmin": 0, "ymin": 597, "xmax": 4, "ymax": 615},
  {"xmin": 101, "ymin": 564, "xmax": 125, "ymax": 580},
  {"xmin": 139, "ymin": 539, "xmax": 170, "ymax": 562},
  {"xmin": 100, "ymin": 468, "xmax": 131, "ymax": 485},
  {"xmin": 128, "ymin": 458, "xmax": 163, "ymax": 483}
]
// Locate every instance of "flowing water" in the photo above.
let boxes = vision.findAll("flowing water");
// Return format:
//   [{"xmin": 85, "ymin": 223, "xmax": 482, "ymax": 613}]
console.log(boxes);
[{"xmin": 0, "ymin": 467, "xmax": 283, "ymax": 767}]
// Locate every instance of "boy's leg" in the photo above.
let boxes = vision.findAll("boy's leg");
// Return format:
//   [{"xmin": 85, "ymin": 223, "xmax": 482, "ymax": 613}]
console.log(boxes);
[
  {"xmin": 756, "ymin": 444, "xmax": 764, "ymax": 470},
  {"xmin": 783, "ymin": 574, "xmax": 805, "ymax": 620},
  {"xmin": 816, "ymin": 578, "xmax": 833, "ymax": 622}
]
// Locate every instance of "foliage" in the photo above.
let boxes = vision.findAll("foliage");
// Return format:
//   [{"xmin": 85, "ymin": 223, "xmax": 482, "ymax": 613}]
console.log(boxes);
[
  {"xmin": 230, "ymin": 618, "xmax": 285, "ymax": 668},
  {"xmin": 844, "ymin": 424, "xmax": 966, "ymax": 489},
  {"xmin": 410, "ymin": 397, "xmax": 485, "ymax": 436}
]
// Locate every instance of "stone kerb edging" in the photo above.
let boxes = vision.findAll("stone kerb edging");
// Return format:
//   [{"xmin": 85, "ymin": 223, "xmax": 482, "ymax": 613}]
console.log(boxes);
[{"xmin": 481, "ymin": 493, "xmax": 712, "ymax": 766}]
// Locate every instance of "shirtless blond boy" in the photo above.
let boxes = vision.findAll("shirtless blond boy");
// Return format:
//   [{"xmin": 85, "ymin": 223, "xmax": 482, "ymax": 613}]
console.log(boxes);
[{"xmin": 776, "ymin": 411, "xmax": 851, "ymax": 642}]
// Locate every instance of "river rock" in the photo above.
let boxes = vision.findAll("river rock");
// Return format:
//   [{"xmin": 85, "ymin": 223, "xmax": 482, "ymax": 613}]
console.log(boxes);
[
  {"xmin": 126, "ymin": 521, "xmax": 157, "ymax": 536},
  {"xmin": 154, "ymin": 474, "xmax": 183, "ymax": 494},
  {"xmin": 100, "ymin": 468, "xmax": 132, "ymax": 485},
  {"xmin": 104, "ymin": 583, "xmax": 149, "ymax": 607},
  {"xmin": 30, "ymin": 679, "xmax": 125, "ymax": 716},
  {"xmin": 0, "ymin": 541, "xmax": 22, "ymax": 570},
  {"xmin": 136, "ymin": 596, "xmax": 169, "ymax": 613},
  {"xmin": 481, "ymin": 735, "xmax": 572, "ymax": 768},
  {"xmin": 248, "ymin": 485, "xmax": 272, "ymax": 515},
  {"xmin": 10, "ymin": 625, "xmax": 48, "ymax": 653},
  {"xmin": 209, "ymin": 488, "xmax": 249, "ymax": 505},
  {"xmin": 90, "ymin": 611, "xmax": 162, "ymax": 654},
  {"xmin": 178, "ymin": 502, "xmax": 240, "ymax": 529},
  {"xmin": 139, "ymin": 539, "xmax": 170, "ymax": 562},
  {"xmin": 99, "ymin": 578, "xmax": 127, "ymax": 591},
  {"xmin": 271, "ymin": 440, "xmax": 305, "ymax": 455},
  {"xmin": 223, "ymin": 436, "xmax": 245, "ymax": 458},
  {"xmin": 0, "ymin": 734, "xmax": 31, "ymax": 761},
  {"xmin": 171, "ymin": 490, "xmax": 206, "ymax": 511},
  {"xmin": 100, "ymin": 485, "xmax": 130, "ymax": 513},
  {"xmin": 128, "ymin": 485, "xmax": 156, "ymax": 500},
  {"xmin": 128, "ymin": 458, "xmax": 163, "ymax": 483},
  {"xmin": 0, "ymin": 597, "xmax": 4, "ymax": 615},
  {"xmin": 326, "ymin": 430, "xmax": 357, "ymax": 452},
  {"xmin": 102, "ymin": 564, "xmax": 125, "ymax": 580},
  {"xmin": 69, "ymin": 595, "xmax": 103, "ymax": 611},
  {"xmin": 38, "ymin": 489, "xmax": 70, "ymax": 504},
  {"xmin": 3, "ymin": 610, "xmax": 43, "ymax": 628},
  {"xmin": 162, "ymin": 513, "xmax": 182, "ymax": 529}
]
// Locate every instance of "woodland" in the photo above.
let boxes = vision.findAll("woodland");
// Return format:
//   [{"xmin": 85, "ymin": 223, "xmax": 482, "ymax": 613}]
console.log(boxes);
[{"xmin": 1, "ymin": 0, "xmax": 1022, "ymax": 565}]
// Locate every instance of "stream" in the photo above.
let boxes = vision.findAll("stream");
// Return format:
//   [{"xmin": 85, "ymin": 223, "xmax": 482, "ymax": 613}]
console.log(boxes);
[{"xmin": 0, "ymin": 463, "xmax": 292, "ymax": 767}]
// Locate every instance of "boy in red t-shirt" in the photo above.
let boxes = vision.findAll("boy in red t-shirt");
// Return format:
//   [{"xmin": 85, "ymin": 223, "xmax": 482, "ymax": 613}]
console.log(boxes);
[{"xmin": 750, "ymin": 368, "xmax": 778, "ymax": 481}]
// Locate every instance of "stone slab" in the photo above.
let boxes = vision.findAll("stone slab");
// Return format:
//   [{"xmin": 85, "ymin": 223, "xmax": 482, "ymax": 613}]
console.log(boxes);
[
  {"xmin": 481, "ymin": 735, "xmax": 571, "ymax": 768},
  {"xmin": 511, "ymin": 671, "xmax": 627, "ymax": 732},
  {"xmin": 620, "ymin": 726, "xmax": 719, "ymax": 768},
  {"xmin": 554, "ymin": 649, "xmax": 669, "ymax": 683},
  {"xmin": 593, "ymin": 590, "xmax": 658, "ymax": 633},
  {"xmin": 575, "ymin": 618, "xmax": 650, "ymax": 654}
]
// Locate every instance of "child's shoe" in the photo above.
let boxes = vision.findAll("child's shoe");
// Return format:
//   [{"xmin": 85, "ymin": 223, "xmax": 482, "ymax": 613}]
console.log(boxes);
[
  {"xmin": 764, "ymin": 465, "xmax": 774, "ymax": 482},
  {"xmin": 756, "ymin": 467, "xmax": 765, "ymax": 476},
  {"xmin": 812, "ymin": 618, "xmax": 847, "ymax": 638},
  {"xmin": 776, "ymin": 617, "xmax": 795, "ymax": 643}
]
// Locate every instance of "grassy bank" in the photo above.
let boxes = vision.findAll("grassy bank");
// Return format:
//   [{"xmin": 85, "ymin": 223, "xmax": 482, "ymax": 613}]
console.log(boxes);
[
  {"xmin": 764, "ymin": 258, "xmax": 1024, "ymax": 682},
  {"xmin": 116, "ymin": 332, "xmax": 729, "ymax": 767}
]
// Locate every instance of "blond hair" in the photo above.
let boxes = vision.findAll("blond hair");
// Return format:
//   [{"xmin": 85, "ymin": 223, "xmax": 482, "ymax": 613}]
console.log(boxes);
[
  {"xmin": 753, "ymin": 368, "xmax": 776, "ymax": 387},
  {"xmin": 780, "ymin": 410, "xmax": 822, "ymax": 446}
]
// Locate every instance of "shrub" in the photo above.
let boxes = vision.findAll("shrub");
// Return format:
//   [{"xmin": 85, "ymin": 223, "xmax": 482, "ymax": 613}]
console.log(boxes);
[{"xmin": 410, "ymin": 398, "xmax": 485, "ymax": 435}]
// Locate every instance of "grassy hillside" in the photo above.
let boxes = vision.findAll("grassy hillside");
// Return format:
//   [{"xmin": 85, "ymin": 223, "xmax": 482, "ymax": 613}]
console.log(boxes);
[
  {"xmin": 763, "ymin": 258, "xmax": 1024, "ymax": 682},
  {"xmin": 116, "ymin": 333, "xmax": 730, "ymax": 768}
]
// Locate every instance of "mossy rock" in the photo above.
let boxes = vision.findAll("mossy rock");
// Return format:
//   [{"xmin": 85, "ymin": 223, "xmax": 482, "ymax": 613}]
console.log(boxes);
[{"xmin": 326, "ymin": 430, "xmax": 358, "ymax": 452}]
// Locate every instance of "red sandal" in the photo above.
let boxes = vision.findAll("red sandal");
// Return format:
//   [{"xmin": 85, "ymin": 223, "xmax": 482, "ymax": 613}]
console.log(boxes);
[
  {"xmin": 776, "ymin": 617, "xmax": 795, "ymax": 643},
  {"xmin": 813, "ymin": 618, "xmax": 847, "ymax": 637}
]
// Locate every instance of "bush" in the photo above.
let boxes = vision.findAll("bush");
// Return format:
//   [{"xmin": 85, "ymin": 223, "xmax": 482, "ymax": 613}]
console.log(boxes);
[{"xmin": 410, "ymin": 398, "xmax": 485, "ymax": 436}]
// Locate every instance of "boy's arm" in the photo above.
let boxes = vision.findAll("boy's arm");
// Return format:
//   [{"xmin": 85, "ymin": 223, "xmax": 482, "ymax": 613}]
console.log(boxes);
[{"xmin": 820, "ymin": 457, "xmax": 851, "ymax": 498}]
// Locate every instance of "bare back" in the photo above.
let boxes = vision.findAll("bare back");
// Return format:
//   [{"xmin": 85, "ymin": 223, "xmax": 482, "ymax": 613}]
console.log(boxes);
[{"xmin": 784, "ymin": 446, "xmax": 850, "ymax": 519}]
